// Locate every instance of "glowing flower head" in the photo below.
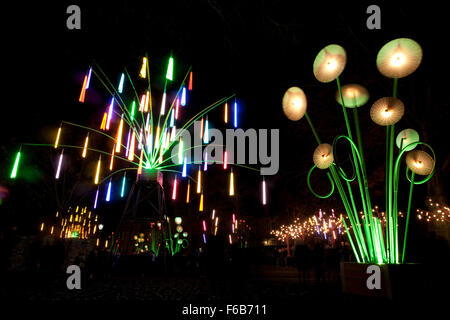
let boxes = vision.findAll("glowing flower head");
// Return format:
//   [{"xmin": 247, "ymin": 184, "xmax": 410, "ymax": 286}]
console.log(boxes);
[
  {"xmin": 376, "ymin": 38, "xmax": 422, "ymax": 78},
  {"xmin": 282, "ymin": 87, "xmax": 307, "ymax": 121},
  {"xmin": 370, "ymin": 97, "xmax": 404, "ymax": 126},
  {"xmin": 313, "ymin": 143, "xmax": 334, "ymax": 169},
  {"xmin": 396, "ymin": 129, "xmax": 419, "ymax": 151},
  {"xmin": 313, "ymin": 44, "xmax": 347, "ymax": 83},
  {"xmin": 336, "ymin": 84, "xmax": 369, "ymax": 108},
  {"xmin": 406, "ymin": 150, "xmax": 434, "ymax": 176}
]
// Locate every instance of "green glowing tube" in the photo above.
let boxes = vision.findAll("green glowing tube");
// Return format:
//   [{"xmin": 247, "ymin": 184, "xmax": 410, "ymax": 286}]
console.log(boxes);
[{"xmin": 10, "ymin": 151, "xmax": 21, "ymax": 179}]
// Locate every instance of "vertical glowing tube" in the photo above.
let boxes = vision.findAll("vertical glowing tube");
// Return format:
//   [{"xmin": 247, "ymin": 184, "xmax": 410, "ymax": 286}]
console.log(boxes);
[
  {"xmin": 188, "ymin": 71, "xmax": 193, "ymax": 90},
  {"xmin": 139, "ymin": 94, "xmax": 146, "ymax": 112},
  {"xmin": 138, "ymin": 149, "xmax": 144, "ymax": 175},
  {"xmin": 125, "ymin": 129, "xmax": 131, "ymax": 157},
  {"xmin": 54, "ymin": 126, "xmax": 62, "ymax": 148},
  {"xmin": 223, "ymin": 151, "xmax": 228, "ymax": 169},
  {"xmin": 229, "ymin": 169, "xmax": 235, "ymax": 196},
  {"xmin": 203, "ymin": 233, "xmax": 207, "ymax": 244},
  {"xmin": 79, "ymin": 75, "xmax": 87, "ymax": 103},
  {"xmin": 199, "ymin": 192, "xmax": 204, "ymax": 211},
  {"xmin": 203, "ymin": 153, "xmax": 208, "ymax": 171},
  {"xmin": 186, "ymin": 181, "xmax": 190, "ymax": 203},
  {"xmin": 106, "ymin": 97, "xmax": 114, "ymax": 130},
  {"xmin": 94, "ymin": 155, "xmax": 101, "ymax": 184},
  {"xmin": 140, "ymin": 57, "xmax": 147, "ymax": 78},
  {"xmin": 262, "ymin": 178, "xmax": 267, "ymax": 205},
  {"xmin": 229, "ymin": 234, "xmax": 232, "ymax": 244},
  {"xmin": 106, "ymin": 179, "xmax": 112, "ymax": 202},
  {"xmin": 121, "ymin": 173, "xmax": 126, "ymax": 198},
  {"xmin": 82, "ymin": 134, "xmax": 89, "ymax": 158},
  {"xmin": 130, "ymin": 100, "xmax": 136, "ymax": 121},
  {"xmin": 200, "ymin": 118, "xmax": 204, "ymax": 140},
  {"xmin": 202, "ymin": 220, "xmax": 207, "ymax": 232},
  {"xmin": 10, "ymin": 151, "xmax": 21, "ymax": 179},
  {"xmin": 212, "ymin": 209, "xmax": 216, "ymax": 220},
  {"xmin": 55, "ymin": 149, "xmax": 64, "ymax": 179},
  {"xmin": 118, "ymin": 73, "xmax": 125, "ymax": 93},
  {"xmin": 175, "ymin": 99, "xmax": 180, "ymax": 119},
  {"xmin": 182, "ymin": 157, "xmax": 187, "ymax": 177},
  {"xmin": 115, "ymin": 116, "xmax": 124, "ymax": 152},
  {"xmin": 166, "ymin": 57, "xmax": 174, "ymax": 80},
  {"xmin": 128, "ymin": 132, "xmax": 136, "ymax": 161},
  {"xmin": 100, "ymin": 113, "xmax": 107, "ymax": 130},
  {"xmin": 109, "ymin": 145, "xmax": 115, "ymax": 171},
  {"xmin": 172, "ymin": 176, "xmax": 178, "ymax": 200},
  {"xmin": 232, "ymin": 213, "xmax": 236, "ymax": 224},
  {"xmin": 170, "ymin": 126, "xmax": 177, "ymax": 142},
  {"xmin": 224, "ymin": 103, "xmax": 228, "ymax": 123},
  {"xmin": 170, "ymin": 109, "xmax": 175, "ymax": 127},
  {"xmin": 234, "ymin": 100, "xmax": 238, "ymax": 128},
  {"xmin": 160, "ymin": 92, "xmax": 166, "ymax": 115},
  {"xmin": 86, "ymin": 67, "xmax": 92, "ymax": 89},
  {"xmin": 181, "ymin": 87, "xmax": 186, "ymax": 106},
  {"xmin": 145, "ymin": 90, "xmax": 150, "ymax": 112},
  {"xmin": 203, "ymin": 117, "xmax": 209, "ymax": 143},
  {"xmin": 197, "ymin": 166, "xmax": 201, "ymax": 193},
  {"xmin": 94, "ymin": 188, "xmax": 99, "ymax": 209}
]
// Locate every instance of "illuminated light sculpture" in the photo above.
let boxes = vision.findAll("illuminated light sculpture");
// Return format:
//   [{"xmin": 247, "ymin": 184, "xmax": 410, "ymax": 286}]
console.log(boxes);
[
  {"xmin": 79, "ymin": 75, "xmax": 87, "ymax": 103},
  {"xmin": 406, "ymin": 150, "xmax": 434, "ymax": 176},
  {"xmin": 283, "ymin": 38, "xmax": 435, "ymax": 264},
  {"xmin": 282, "ymin": 87, "xmax": 307, "ymax": 121},
  {"xmin": 313, "ymin": 143, "xmax": 334, "ymax": 169},
  {"xmin": 376, "ymin": 38, "xmax": 423, "ymax": 79},
  {"xmin": 10, "ymin": 53, "xmax": 263, "ymax": 256},
  {"xmin": 370, "ymin": 97, "xmax": 404, "ymax": 126},
  {"xmin": 229, "ymin": 168, "xmax": 235, "ymax": 196},
  {"xmin": 396, "ymin": 129, "xmax": 419, "ymax": 151},
  {"xmin": 313, "ymin": 44, "xmax": 347, "ymax": 83},
  {"xmin": 335, "ymin": 84, "xmax": 369, "ymax": 108}
]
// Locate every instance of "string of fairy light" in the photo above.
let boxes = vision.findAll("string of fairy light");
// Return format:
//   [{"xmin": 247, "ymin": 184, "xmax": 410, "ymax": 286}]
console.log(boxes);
[
  {"xmin": 9, "ymin": 54, "xmax": 267, "ymax": 250},
  {"xmin": 417, "ymin": 198, "xmax": 450, "ymax": 223}
]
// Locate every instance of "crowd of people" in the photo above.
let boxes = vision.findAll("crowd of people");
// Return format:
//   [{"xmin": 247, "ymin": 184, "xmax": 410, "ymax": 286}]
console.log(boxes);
[{"xmin": 273, "ymin": 241, "xmax": 352, "ymax": 284}]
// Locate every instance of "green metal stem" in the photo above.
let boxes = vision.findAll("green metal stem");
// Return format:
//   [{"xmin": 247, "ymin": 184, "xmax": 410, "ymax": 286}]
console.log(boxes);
[
  {"xmin": 402, "ymin": 171, "xmax": 415, "ymax": 263},
  {"xmin": 305, "ymin": 111, "xmax": 322, "ymax": 145}
]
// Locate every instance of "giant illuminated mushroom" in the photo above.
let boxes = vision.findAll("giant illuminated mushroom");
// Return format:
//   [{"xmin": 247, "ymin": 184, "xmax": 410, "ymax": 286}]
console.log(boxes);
[
  {"xmin": 370, "ymin": 97, "xmax": 404, "ymax": 126},
  {"xmin": 313, "ymin": 143, "xmax": 334, "ymax": 169},
  {"xmin": 335, "ymin": 84, "xmax": 369, "ymax": 108},
  {"xmin": 313, "ymin": 44, "xmax": 347, "ymax": 83},
  {"xmin": 376, "ymin": 38, "xmax": 423, "ymax": 79},
  {"xmin": 406, "ymin": 150, "xmax": 434, "ymax": 176},
  {"xmin": 396, "ymin": 129, "xmax": 419, "ymax": 151},
  {"xmin": 282, "ymin": 87, "xmax": 307, "ymax": 121}
]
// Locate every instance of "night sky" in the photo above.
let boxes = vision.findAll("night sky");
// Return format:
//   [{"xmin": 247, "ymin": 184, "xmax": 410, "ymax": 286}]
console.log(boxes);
[{"xmin": 2, "ymin": 1, "xmax": 449, "ymax": 235}]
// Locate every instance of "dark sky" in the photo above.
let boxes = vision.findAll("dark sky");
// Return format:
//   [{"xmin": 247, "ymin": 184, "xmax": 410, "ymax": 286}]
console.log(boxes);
[{"xmin": 2, "ymin": 1, "xmax": 449, "ymax": 231}]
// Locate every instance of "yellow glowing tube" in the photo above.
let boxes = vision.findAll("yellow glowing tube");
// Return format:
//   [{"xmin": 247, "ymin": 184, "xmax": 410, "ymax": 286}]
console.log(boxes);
[
  {"xmin": 229, "ymin": 169, "xmax": 235, "ymax": 196},
  {"xmin": 40, "ymin": 223, "xmax": 44, "ymax": 231},
  {"xmin": 94, "ymin": 155, "xmax": 101, "ymax": 184},
  {"xmin": 224, "ymin": 103, "xmax": 228, "ymax": 123},
  {"xmin": 100, "ymin": 112, "xmax": 107, "ymax": 130},
  {"xmin": 199, "ymin": 192, "xmax": 204, "ymax": 211},
  {"xmin": 197, "ymin": 166, "xmax": 202, "ymax": 193},
  {"xmin": 115, "ymin": 117, "xmax": 124, "ymax": 152},
  {"xmin": 110, "ymin": 145, "xmax": 115, "ymax": 171},
  {"xmin": 186, "ymin": 181, "xmax": 191, "ymax": 203},
  {"xmin": 138, "ymin": 149, "xmax": 144, "ymax": 175},
  {"xmin": 144, "ymin": 91, "xmax": 150, "ymax": 112},
  {"xmin": 54, "ymin": 126, "xmax": 62, "ymax": 149},
  {"xmin": 140, "ymin": 57, "xmax": 148, "ymax": 78},
  {"xmin": 82, "ymin": 134, "xmax": 89, "ymax": 158}
]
